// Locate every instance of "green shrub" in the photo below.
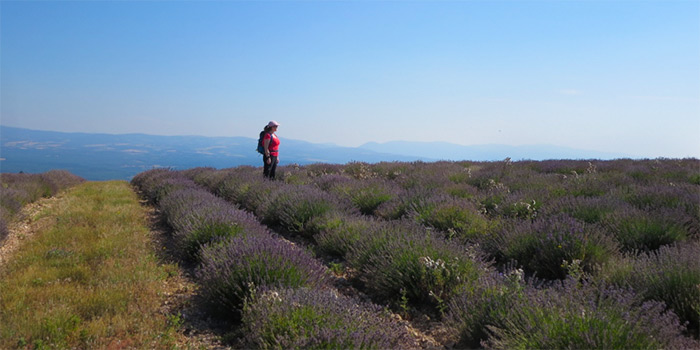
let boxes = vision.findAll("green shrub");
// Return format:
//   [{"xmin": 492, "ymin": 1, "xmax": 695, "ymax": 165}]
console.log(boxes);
[
  {"xmin": 603, "ymin": 207, "xmax": 690, "ymax": 252},
  {"xmin": 600, "ymin": 242, "xmax": 700, "ymax": 336},
  {"xmin": 241, "ymin": 288, "xmax": 417, "ymax": 349},
  {"xmin": 349, "ymin": 223, "xmax": 489, "ymax": 313},
  {"xmin": 446, "ymin": 269, "xmax": 529, "ymax": 348},
  {"xmin": 488, "ymin": 215, "xmax": 618, "ymax": 280},
  {"xmin": 314, "ymin": 214, "xmax": 377, "ymax": 258},
  {"xmin": 196, "ymin": 235, "xmax": 328, "ymax": 316},
  {"xmin": 260, "ymin": 185, "xmax": 351, "ymax": 236},
  {"xmin": 410, "ymin": 195, "xmax": 495, "ymax": 241},
  {"xmin": 484, "ymin": 279, "xmax": 697, "ymax": 349}
]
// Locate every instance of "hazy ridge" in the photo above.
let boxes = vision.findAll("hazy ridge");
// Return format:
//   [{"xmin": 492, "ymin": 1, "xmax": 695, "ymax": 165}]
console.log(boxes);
[{"xmin": 2, "ymin": 126, "xmax": 630, "ymax": 180}]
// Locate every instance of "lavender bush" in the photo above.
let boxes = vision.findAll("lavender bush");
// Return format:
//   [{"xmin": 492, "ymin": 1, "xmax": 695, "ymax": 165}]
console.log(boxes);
[
  {"xmin": 159, "ymin": 187, "xmax": 231, "ymax": 230},
  {"xmin": 375, "ymin": 187, "xmax": 431, "ymax": 220},
  {"xmin": 409, "ymin": 194, "xmax": 495, "ymax": 241},
  {"xmin": 603, "ymin": 206, "xmax": 691, "ymax": 252},
  {"xmin": 1, "ymin": 175, "xmax": 45, "ymax": 203},
  {"xmin": 368, "ymin": 161, "xmax": 413, "ymax": 181},
  {"xmin": 541, "ymin": 194, "xmax": 627, "ymax": 224},
  {"xmin": 302, "ymin": 163, "xmax": 346, "ymax": 178},
  {"xmin": 1, "ymin": 171, "xmax": 84, "ymax": 204},
  {"xmin": 446, "ymin": 268, "xmax": 533, "ymax": 348},
  {"xmin": 396, "ymin": 162, "xmax": 455, "ymax": 191},
  {"xmin": 0, "ymin": 187, "xmax": 26, "ymax": 216},
  {"xmin": 497, "ymin": 194, "xmax": 542, "ymax": 220},
  {"xmin": 38, "ymin": 170, "xmax": 86, "ymax": 194},
  {"xmin": 225, "ymin": 175, "xmax": 279, "ymax": 213},
  {"xmin": 196, "ymin": 235, "xmax": 329, "ymax": 315},
  {"xmin": 276, "ymin": 163, "xmax": 314, "ymax": 185},
  {"xmin": 622, "ymin": 183, "xmax": 699, "ymax": 212},
  {"xmin": 473, "ymin": 178, "xmax": 513, "ymax": 217},
  {"xmin": 130, "ymin": 168, "xmax": 197, "ymax": 204},
  {"xmin": 259, "ymin": 184, "xmax": 353, "ymax": 236},
  {"xmin": 484, "ymin": 279, "xmax": 698, "ymax": 349},
  {"xmin": 241, "ymin": 287, "xmax": 418, "ymax": 349},
  {"xmin": 314, "ymin": 214, "xmax": 386, "ymax": 258},
  {"xmin": 0, "ymin": 171, "xmax": 84, "ymax": 244},
  {"xmin": 444, "ymin": 181, "xmax": 479, "ymax": 200},
  {"xmin": 311, "ymin": 174, "xmax": 354, "ymax": 192},
  {"xmin": 486, "ymin": 215, "xmax": 618, "ymax": 279},
  {"xmin": 180, "ymin": 166, "xmax": 229, "ymax": 191},
  {"xmin": 343, "ymin": 161, "xmax": 379, "ymax": 180},
  {"xmin": 159, "ymin": 188, "xmax": 269, "ymax": 261},
  {"xmin": 130, "ymin": 168, "xmax": 172, "ymax": 198},
  {"xmin": 349, "ymin": 222, "xmax": 490, "ymax": 312},
  {"xmin": 600, "ymin": 241, "xmax": 700, "ymax": 336},
  {"xmin": 529, "ymin": 159, "xmax": 596, "ymax": 175},
  {"xmin": 328, "ymin": 177, "xmax": 399, "ymax": 215}
]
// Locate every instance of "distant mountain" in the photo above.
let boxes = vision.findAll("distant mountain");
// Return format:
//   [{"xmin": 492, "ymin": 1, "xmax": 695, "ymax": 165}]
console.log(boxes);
[
  {"xmin": 0, "ymin": 126, "xmax": 429, "ymax": 180},
  {"xmin": 1, "ymin": 126, "xmax": 632, "ymax": 181},
  {"xmin": 359, "ymin": 141, "xmax": 631, "ymax": 161}
]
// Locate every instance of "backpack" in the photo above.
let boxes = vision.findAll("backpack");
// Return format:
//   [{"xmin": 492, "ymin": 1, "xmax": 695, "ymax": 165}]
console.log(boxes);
[{"xmin": 256, "ymin": 131, "xmax": 268, "ymax": 154}]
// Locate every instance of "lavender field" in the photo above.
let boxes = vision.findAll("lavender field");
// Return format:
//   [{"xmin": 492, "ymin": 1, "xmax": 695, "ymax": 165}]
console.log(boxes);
[{"xmin": 131, "ymin": 159, "xmax": 700, "ymax": 349}]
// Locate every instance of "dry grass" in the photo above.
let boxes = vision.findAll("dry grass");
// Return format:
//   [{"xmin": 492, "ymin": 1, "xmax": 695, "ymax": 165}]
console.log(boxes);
[{"xmin": 0, "ymin": 181, "xmax": 183, "ymax": 349}]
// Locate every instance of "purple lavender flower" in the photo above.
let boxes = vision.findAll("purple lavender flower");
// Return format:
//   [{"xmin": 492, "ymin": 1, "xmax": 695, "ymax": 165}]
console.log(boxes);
[
  {"xmin": 542, "ymin": 194, "xmax": 628, "ymax": 224},
  {"xmin": 259, "ymin": 184, "xmax": 354, "ymax": 236},
  {"xmin": 409, "ymin": 193, "xmax": 495, "ymax": 241},
  {"xmin": 241, "ymin": 287, "xmax": 418, "ymax": 349},
  {"xmin": 321, "ymin": 177, "xmax": 400, "ymax": 215},
  {"xmin": 160, "ymin": 187, "xmax": 270, "ymax": 260},
  {"xmin": 446, "ymin": 269, "xmax": 535, "ymax": 348},
  {"xmin": 130, "ymin": 168, "xmax": 197, "ymax": 204},
  {"xmin": 603, "ymin": 206, "xmax": 691, "ymax": 252},
  {"xmin": 601, "ymin": 241, "xmax": 700, "ymax": 336},
  {"xmin": 0, "ymin": 171, "xmax": 84, "ymax": 245},
  {"xmin": 484, "ymin": 278, "xmax": 698, "ymax": 349},
  {"xmin": 196, "ymin": 235, "xmax": 329, "ymax": 315},
  {"xmin": 349, "ymin": 220, "xmax": 492, "ymax": 312},
  {"xmin": 489, "ymin": 214, "xmax": 618, "ymax": 280}
]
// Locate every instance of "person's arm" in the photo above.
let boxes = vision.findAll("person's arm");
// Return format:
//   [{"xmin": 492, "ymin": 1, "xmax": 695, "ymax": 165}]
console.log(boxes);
[{"xmin": 263, "ymin": 137, "xmax": 271, "ymax": 156}]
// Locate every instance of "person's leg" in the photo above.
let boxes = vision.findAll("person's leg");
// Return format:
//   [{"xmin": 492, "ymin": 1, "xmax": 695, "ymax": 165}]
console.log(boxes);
[
  {"xmin": 269, "ymin": 156, "xmax": 278, "ymax": 179},
  {"xmin": 263, "ymin": 156, "xmax": 271, "ymax": 178}
]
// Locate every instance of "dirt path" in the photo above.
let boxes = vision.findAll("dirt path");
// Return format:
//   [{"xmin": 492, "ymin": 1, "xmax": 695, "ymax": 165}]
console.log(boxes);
[
  {"xmin": 144, "ymin": 202, "xmax": 235, "ymax": 350},
  {"xmin": 0, "ymin": 196, "xmax": 60, "ymax": 270}
]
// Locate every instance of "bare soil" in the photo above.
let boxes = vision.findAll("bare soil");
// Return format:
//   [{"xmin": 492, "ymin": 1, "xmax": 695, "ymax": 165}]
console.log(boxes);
[{"xmin": 145, "ymin": 202, "xmax": 234, "ymax": 350}]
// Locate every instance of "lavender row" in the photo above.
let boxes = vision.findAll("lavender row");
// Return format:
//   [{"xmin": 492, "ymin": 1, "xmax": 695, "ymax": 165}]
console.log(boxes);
[
  {"xmin": 131, "ymin": 169, "xmax": 322, "ymax": 310},
  {"xmin": 241, "ymin": 287, "xmax": 419, "ymax": 349},
  {"xmin": 177, "ymin": 160, "xmax": 699, "ymax": 345},
  {"xmin": 447, "ymin": 272, "xmax": 697, "ymax": 349},
  {"xmin": 0, "ymin": 170, "xmax": 85, "ymax": 244},
  {"xmin": 180, "ymin": 167, "xmax": 493, "ymax": 315},
  {"xmin": 131, "ymin": 168, "xmax": 415, "ymax": 347}
]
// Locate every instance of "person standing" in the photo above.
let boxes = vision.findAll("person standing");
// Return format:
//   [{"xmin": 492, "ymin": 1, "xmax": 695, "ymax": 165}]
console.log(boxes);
[{"xmin": 262, "ymin": 120, "xmax": 280, "ymax": 179}]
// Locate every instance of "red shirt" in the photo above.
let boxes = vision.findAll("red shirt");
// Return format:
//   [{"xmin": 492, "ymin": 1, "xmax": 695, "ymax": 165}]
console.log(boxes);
[{"xmin": 263, "ymin": 133, "xmax": 280, "ymax": 156}]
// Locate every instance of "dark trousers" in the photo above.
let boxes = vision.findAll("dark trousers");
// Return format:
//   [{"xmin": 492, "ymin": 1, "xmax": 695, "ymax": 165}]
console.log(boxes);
[{"xmin": 263, "ymin": 155, "xmax": 278, "ymax": 179}]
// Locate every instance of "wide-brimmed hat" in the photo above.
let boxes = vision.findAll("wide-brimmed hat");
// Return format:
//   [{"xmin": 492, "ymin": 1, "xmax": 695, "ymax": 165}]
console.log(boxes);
[{"xmin": 267, "ymin": 120, "xmax": 280, "ymax": 127}]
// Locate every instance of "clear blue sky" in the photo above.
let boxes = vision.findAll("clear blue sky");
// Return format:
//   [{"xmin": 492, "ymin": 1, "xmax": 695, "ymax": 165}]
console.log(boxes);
[{"xmin": 2, "ymin": 0, "xmax": 699, "ymax": 158}]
